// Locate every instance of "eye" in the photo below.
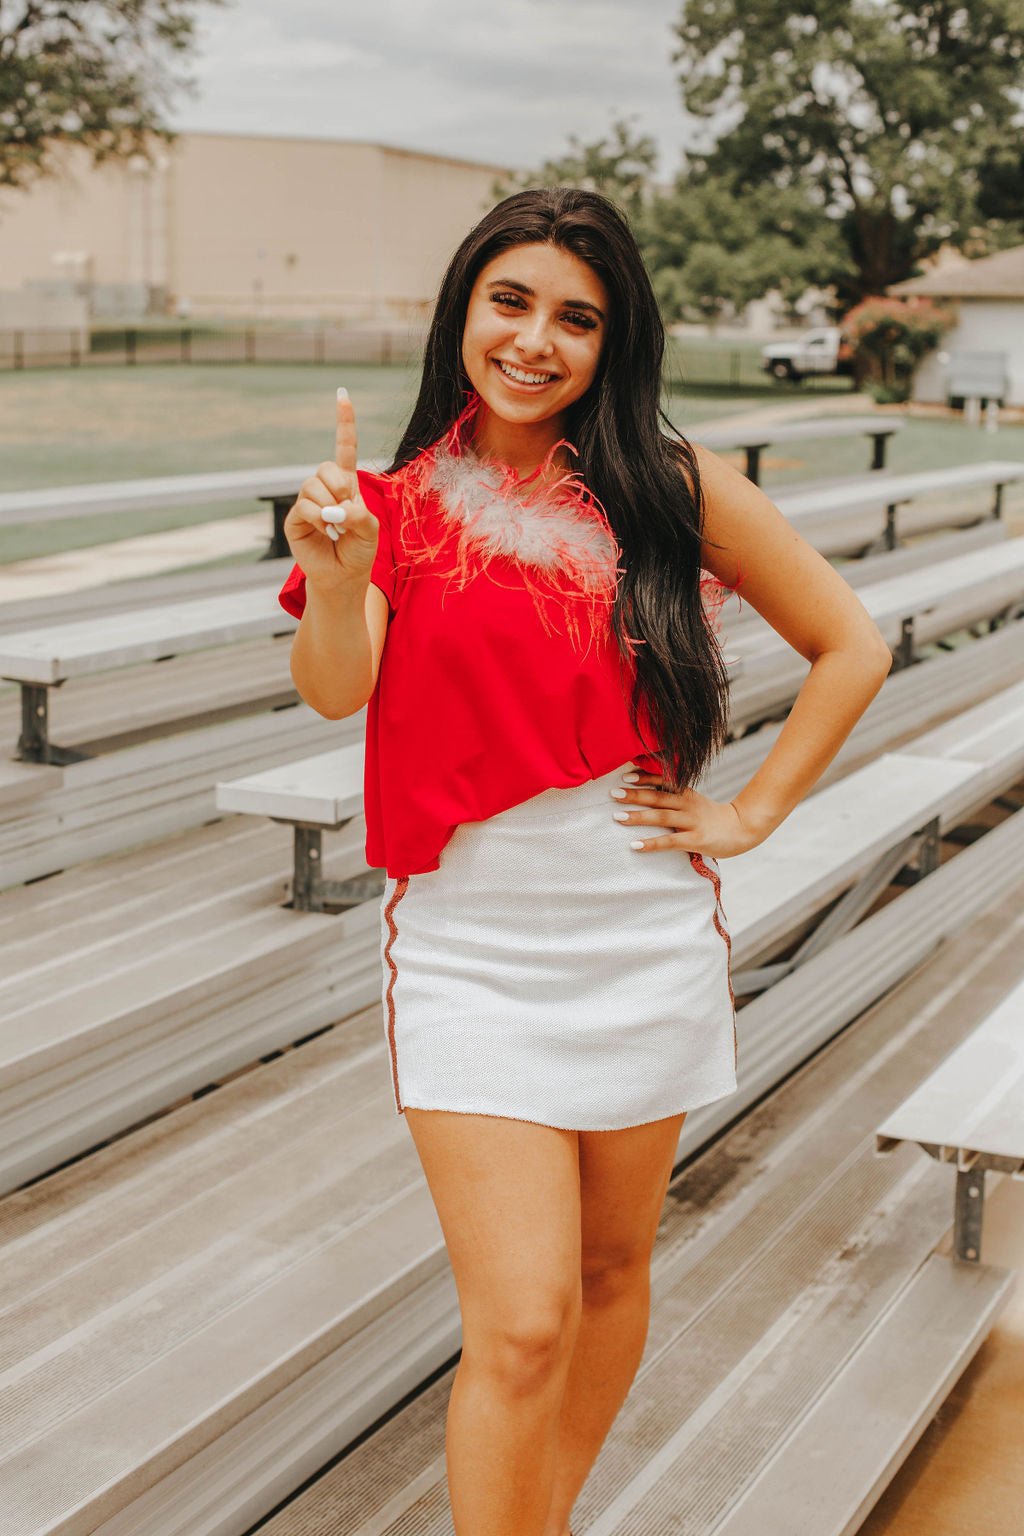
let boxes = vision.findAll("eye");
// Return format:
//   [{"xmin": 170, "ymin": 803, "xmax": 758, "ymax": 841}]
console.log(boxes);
[{"xmin": 489, "ymin": 293, "xmax": 598, "ymax": 330}]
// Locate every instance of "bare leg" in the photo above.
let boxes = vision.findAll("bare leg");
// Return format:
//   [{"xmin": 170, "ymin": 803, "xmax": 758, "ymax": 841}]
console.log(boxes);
[
  {"xmin": 540, "ymin": 1111, "xmax": 686, "ymax": 1536},
  {"xmin": 405, "ymin": 1107, "xmax": 584, "ymax": 1536}
]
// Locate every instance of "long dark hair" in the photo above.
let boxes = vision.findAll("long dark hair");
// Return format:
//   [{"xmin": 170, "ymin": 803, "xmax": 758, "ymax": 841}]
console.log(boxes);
[{"xmin": 386, "ymin": 185, "xmax": 732, "ymax": 794}]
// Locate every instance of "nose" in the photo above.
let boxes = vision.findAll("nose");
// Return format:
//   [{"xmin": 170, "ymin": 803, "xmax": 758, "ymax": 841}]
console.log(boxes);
[{"xmin": 513, "ymin": 318, "xmax": 556, "ymax": 361}]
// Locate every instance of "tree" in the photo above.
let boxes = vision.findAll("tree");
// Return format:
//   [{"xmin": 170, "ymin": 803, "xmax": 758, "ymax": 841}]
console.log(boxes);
[
  {"xmin": 669, "ymin": 0, "xmax": 1024, "ymax": 306},
  {"xmin": 488, "ymin": 113, "xmax": 853, "ymax": 326},
  {"xmin": 642, "ymin": 172, "xmax": 854, "ymax": 324},
  {"xmin": 0, "ymin": 0, "xmax": 225, "ymax": 191},
  {"xmin": 489, "ymin": 114, "xmax": 660, "ymax": 229}
]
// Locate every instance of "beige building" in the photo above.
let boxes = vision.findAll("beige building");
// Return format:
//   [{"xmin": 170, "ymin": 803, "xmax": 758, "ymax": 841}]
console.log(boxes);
[{"xmin": 0, "ymin": 131, "xmax": 518, "ymax": 323}]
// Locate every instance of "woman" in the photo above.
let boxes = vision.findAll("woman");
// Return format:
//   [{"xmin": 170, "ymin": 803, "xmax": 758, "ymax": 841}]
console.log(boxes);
[{"xmin": 278, "ymin": 188, "xmax": 892, "ymax": 1536}]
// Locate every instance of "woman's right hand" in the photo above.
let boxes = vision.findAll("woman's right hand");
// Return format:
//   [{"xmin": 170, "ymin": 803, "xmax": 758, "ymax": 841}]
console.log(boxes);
[{"xmin": 282, "ymin": 388, "xmax": 381, "ymax": 590}]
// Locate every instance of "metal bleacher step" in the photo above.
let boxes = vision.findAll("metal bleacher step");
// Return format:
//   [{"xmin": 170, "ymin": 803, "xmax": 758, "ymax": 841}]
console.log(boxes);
[
  {"xmin": 709, "ymin": 1253, "xmax": 1014, "ymax": 1536},
  {"xmin": 0, "ymin": 697, "xmax": 352, "ymax": 887},
  {"xmin": 250, "ymin": 867, "xmax": 1024, "ymax": 1536},
  {"xmin": 0, "ymin": 557, "xmax": 294, "ymax": 635},
  {"xmin": 712, "ymin": 616, "xmax": 1024, "ymax": 798},
  {"xmin": 709, "ymin": 516, "xmax": 1009, "ymax": 636},
  {"xmin": 0, "ymin": 633, "xmax": 297, "ymax": 743},
  {"xmin": 2, "ymin": 827, "xmax": 1022, "ymax": 1533},
  {"xmin": 1, "ymin": 808, "xmax": 1021, "ymax": 1534}
]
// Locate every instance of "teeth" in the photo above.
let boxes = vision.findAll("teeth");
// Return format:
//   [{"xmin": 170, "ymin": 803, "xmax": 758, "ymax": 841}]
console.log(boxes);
[{"xmin": 497, "ymin": 359, "xmax": 556, "ymax": 385}]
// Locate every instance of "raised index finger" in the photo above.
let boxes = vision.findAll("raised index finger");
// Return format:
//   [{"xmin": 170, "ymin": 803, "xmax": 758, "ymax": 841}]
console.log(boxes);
[{"xmin": 335, "ymin": 386, "xmax": 358, "ymax": 477}]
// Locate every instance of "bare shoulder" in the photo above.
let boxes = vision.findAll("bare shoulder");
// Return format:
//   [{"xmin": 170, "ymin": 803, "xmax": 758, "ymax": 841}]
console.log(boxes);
[{"xmin": 678, "ymin": 438, "xmax": 891, "ymax": 666}]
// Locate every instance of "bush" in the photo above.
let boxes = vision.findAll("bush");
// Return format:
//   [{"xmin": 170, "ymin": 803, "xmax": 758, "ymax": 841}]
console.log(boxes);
[
  {"xmin": 866, "ymin": 381, "xmax": 912, "ymax": 405},
  {"xmin": 841, "ymin": 297, "xmax": 956, "ymax": 399}
]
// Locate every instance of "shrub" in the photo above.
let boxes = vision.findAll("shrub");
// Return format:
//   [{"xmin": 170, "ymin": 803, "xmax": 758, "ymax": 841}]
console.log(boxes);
[{"xmin": 841, "ymin": 297, "xmax": 956, "ymax": 403}]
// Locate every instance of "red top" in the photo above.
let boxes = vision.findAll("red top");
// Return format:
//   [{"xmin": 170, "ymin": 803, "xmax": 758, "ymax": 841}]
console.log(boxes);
[{"xmin": 277, "ymin": 394, "xmax": 731, "ymax": 879}]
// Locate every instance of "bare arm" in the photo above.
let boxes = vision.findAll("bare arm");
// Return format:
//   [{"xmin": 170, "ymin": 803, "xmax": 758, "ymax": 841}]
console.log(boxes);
[
  {"xmin": 693, "ymin": 442, "xmax": 893, "ymax": 841},
  {"xmin": 289, "ymin": 579, "xmax": 390, "ymax": 720},
  {"xmin": 282, "ymin": 388, "xmax": 391, "ymax": 720}
]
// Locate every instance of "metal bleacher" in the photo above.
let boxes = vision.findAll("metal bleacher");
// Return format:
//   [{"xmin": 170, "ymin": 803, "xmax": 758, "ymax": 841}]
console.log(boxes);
[{"xmin": 1, "ymin": 442, "xmax": 1023, "ymax": 1536}]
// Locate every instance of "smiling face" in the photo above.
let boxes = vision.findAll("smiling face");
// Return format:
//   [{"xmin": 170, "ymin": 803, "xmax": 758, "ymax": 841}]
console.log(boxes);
[{"xmin": 461, "ymin": 242, "xmax": 609, "ymax": 457}]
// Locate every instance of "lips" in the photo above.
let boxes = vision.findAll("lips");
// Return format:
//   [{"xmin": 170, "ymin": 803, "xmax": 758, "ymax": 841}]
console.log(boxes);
[{"xmin": 492, "ymin": 358, "xmax": 561, "ymax": 389}]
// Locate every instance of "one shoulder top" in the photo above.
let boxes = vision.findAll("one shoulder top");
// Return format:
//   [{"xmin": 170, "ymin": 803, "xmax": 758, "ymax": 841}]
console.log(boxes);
[{"xmin": 277, "ymin": 390, "xmax": 733, "ymax": 879}]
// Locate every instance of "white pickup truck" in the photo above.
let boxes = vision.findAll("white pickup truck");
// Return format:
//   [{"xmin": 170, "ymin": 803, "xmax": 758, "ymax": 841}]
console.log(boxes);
[{"xmin": 760, "ymin": 326, "xmax": 855, "ymax": 383}]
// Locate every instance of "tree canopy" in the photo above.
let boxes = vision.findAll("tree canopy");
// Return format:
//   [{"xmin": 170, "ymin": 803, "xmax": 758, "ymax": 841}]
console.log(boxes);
[
  {"xmin": 670, "ymin": 0, "xmax": 1024, "ymax": 304},
  {"xmin": 0, "ymin": 0, "xmax": 224, "ymax": 190},
  {"xmin": 490, "ymin": 114, "xmax": 660, "ymax": 231}
]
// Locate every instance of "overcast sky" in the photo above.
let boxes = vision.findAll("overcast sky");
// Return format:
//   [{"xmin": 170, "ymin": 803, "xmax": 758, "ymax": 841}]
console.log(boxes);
[{"xmin": 171, "ymin": 0, "xmax": 705, "ymax": 182}]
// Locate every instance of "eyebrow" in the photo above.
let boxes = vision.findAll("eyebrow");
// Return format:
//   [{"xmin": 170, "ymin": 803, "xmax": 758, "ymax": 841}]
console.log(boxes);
[{"xmin": 485, "ymin": 277, "xmax": 606, "ymax": 322}]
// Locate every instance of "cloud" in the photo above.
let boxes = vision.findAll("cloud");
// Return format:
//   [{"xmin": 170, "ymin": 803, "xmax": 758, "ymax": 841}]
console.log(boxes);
[{"xmin": 172, "ymin": 0, "xmax": 688, "ymax": 179}]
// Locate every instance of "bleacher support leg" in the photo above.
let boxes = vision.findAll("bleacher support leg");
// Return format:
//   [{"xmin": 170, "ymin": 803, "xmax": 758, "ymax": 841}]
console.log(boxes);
[
  {"xmin": 260, "ymin": 497, "xmax": 295, "ymax": 561},
  {"xmin": 916, "ymin": 817, "xmax": 941, "ymax": 879},
  {"xmin": 895, "ymin": 616, "xmax": 916, "ymax": 670},
  {"xmin": 291, "ymin": 824, "xmax": 386, "ymax": 912},
  {"xmin": 744, "ymin": 445, "xmax": 765, "ymax": 485},
  {"xmin": 954, "ymin": 1167, "xmax": 986, "ymax": 1263},
  {"xmin": 17, "ymin": 684, "xmax": 49, "ymax": 763},
  {"xmin": 15, "ymin": 683, "xmax": 88, "ymax": 765}
]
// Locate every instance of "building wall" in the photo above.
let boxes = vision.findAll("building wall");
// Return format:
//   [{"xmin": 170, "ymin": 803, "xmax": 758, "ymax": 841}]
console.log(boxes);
[
  {"xmin": 912, "ymin": 299, "xmax": 1024, "ymax": 407},
  {"xmin": 0, "ymin": 132, "xmax": 516, "ymax": 321}
]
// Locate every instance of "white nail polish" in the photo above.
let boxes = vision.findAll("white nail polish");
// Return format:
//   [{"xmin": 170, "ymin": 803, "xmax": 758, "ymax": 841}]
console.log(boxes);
[
  {"xmin": 337, "ymin": 386, "xmax": 349, "ymax": 401},
  {"xmin": 613, "ymin": 811, "xmax": 630, "ymax": 822},
  {"xmin": 325, "ymin": 526, "xmax": 339, "ymax": 541},
  {"xmin": 323, "ymin": 507, "xmax": 347, "ymax": 522}
]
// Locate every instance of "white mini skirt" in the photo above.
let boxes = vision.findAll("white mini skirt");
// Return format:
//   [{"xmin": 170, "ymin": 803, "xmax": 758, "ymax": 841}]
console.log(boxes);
[{"xmin": 377, "ymin": 761, "xmax": 738, "ymax": 1132}]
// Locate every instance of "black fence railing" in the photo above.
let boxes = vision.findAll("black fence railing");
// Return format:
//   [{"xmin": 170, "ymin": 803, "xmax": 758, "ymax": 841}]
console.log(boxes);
[
  {"xmin": 0, "ymin": 325, "xmax": 857, "ymax": 395},
  {"xmin": 0, "ymin": 324, "xmax": 425, "ymax": 371}
]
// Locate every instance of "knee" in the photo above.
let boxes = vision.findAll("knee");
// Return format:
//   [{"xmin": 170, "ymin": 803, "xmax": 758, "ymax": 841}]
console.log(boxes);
[
  {"xmin": 465, "ymin": 1293, "xmax": 581, "ymax": 1396},
  {"xmin": 581, "ymin": 1247, "xmax": 649, "ymax": 1305}
]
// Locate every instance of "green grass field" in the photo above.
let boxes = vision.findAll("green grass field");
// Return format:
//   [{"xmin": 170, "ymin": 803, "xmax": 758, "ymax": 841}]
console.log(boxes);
[{"xmin": 2, "ymin": 355, "xmax": 1022, "ymax": 564}]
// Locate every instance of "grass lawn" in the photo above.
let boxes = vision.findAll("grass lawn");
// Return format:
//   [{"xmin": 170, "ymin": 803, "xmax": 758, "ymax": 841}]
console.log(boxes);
[{"xmin": 2, "ymin": 357, "xmax": 1022, "ymax": 563}]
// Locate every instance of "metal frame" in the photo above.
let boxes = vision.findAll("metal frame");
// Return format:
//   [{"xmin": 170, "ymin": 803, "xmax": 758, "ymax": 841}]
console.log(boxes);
[
  {"xmin": 741, "ymin": 428, "xmax": 894, "ymax": 487},
  {"xmin": 732, "ymin": 815, "xmax": 941, "ymax": 999},
  {"xmin": 874, "ymin": 1145, "xmax": 1024, "ymax": 1263},
  {"xmin": 275, "ymin": 819, "xmax": 386, "ymax": 912},
  {"xmin": 260, "ymin": 495, "xmax": 294, "ymax": 560},
  {"xmin": 15, "ymin": 682, "xmax": 89, "ymax": 766},
  {"xmin": 860, "ymin": 473, "xmax": 1010, "ymax": 559}
]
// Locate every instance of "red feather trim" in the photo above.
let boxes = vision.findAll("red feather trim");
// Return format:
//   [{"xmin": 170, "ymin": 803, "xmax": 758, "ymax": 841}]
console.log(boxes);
[{"xmin": 387, "ymin": 388, "xmax": 743, "ymax": 659}]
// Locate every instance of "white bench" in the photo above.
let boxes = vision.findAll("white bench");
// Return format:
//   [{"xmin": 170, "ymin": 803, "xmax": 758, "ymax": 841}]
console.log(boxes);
[
  {"xmin": 697, "ymin": 413, "xmax": 905, "ymax": 484},
  {"xmin": 0, "ymin": 459, "xmax": 386, "ymax": 559},
  {"xmin": 0, "ymin": 586, "xmax": 296, "ymax": 763},
  {"xmin": 876, "ymin": 975, "xmax": 1024, "ymax": 1263},
  {"xmin": 215, "ymin": 740, "xmax": 383, "ymax": 913},
  {"xmin": 0, "ymin": 555, "xmax": 295, "ymax": 634},
  {"xmin": 771, "ymin": 459, "xmax": 1024, "ymax": 555},
  {"xmin": 728, "ymin": 536, "xmax": 1024, "ymax": 725},
  {"xmin": 714, "ymin": 518, "xmax": 1009, "ymax": 643}
]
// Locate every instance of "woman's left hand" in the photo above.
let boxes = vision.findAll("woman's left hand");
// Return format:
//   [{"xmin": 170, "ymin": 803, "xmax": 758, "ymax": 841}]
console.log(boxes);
[{"xmin": 609, "ymin": 771, "xmax": 765, "ymax": 859}]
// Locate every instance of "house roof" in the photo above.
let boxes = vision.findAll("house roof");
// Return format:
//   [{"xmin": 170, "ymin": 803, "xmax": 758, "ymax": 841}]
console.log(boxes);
[{"xmin": 888, "ymin": 243, "xmax": 1024, "ymax": 299}]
